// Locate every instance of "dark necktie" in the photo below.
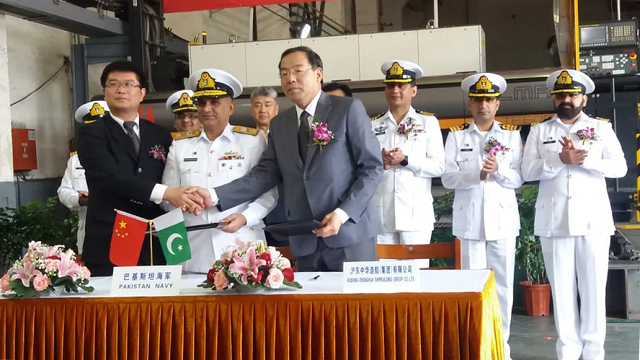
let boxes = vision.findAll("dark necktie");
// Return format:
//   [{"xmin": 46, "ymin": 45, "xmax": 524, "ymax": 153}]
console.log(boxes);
[
  {"xmin": 123, "ymin": 121, "xmax": 140, "ymax": 154},
  {"xmin": 298, "ymin": 111, "xmax": 311, "ymax": 162}
]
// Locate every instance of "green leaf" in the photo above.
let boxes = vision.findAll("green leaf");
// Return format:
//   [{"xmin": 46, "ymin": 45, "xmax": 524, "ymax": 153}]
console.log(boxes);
[{"xmin": 283, "ymin": 279, "xmax": 303, "ymax": 289}]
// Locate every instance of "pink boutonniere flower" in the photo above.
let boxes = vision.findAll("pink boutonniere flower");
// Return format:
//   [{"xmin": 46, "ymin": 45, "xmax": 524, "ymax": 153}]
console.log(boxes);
[
  {"xmin": 397, "ymin": 119, "xmax": 415, "ymax": 137},
  {"xmin": 310, "ymin": 118, "xmax": 336, "ymax": 150},
  {"xmin": 149, "ymin": 145, "xmax": 167, "ymax": 163},
  {"xmin": 484, "ymin": 136, "xmax": 510, "ymax": 156},
  {"xmin": 574, "ymin": 127, "xmax": 599, "ymax": 144}
]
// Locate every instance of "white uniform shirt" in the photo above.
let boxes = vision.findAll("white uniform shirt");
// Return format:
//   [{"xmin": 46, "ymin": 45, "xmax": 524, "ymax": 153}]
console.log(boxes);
[
  {"xmin": 442, "ymin": 121, "xmax": 524, "ymax": 240},
  {"xmin": 522, "ymin": 112, "xmax": 627, "ymax": 237},
  {"xmin": 57, "ymin": 153, "xmax": 88, "ymax": 253},
  {"xmin": 162, "ymin": 125, "xmax": 278, "ymax": 273},
  {"xmin": 371, "ymin": 107, "xmax": 445, "ymax": 231}
]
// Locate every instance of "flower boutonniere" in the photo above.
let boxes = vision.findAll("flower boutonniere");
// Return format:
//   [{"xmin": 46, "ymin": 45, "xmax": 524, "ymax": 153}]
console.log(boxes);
[
  {"xmin": 149, "ymin": 145, "xmax": 167, "ymax": 163},
  {"xmin": 310, "ymin": 117, "xmax": 336, "ymax": 150},
  {"xmin": 484, "ymin": 136, "xmax": 510, "ymax": 156},
  {"xmin": 574, "ymin": 127, "xmax": 599, "ymax": 144},
  {"xmin": 397, "ymin": 119, "xmax": 415, "ymax": 137}
]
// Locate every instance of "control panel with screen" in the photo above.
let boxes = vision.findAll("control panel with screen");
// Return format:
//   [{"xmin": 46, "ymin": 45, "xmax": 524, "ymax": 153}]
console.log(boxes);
[
  {"xmin": 579, "ymin": 20, "xmax": 639, "ymax": 77},
  {"xmin": 580, "ymin": 20, "xmax": 637, "ymax": 49}
]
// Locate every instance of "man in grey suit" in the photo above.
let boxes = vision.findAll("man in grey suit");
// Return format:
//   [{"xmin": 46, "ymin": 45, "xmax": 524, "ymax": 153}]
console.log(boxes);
[{"xmin": 203, "ymin": 46, "xmax": 383, "ymax": 271}]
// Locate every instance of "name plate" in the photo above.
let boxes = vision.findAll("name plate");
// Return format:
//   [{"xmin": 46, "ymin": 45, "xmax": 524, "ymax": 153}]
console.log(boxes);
[
  {"xmin": 343, "ymin": 260, "xmax": 421, "ymax": 293},
  {"xmin": 111, "ymin": 265, "xmax": 182, "ymax": 297}
]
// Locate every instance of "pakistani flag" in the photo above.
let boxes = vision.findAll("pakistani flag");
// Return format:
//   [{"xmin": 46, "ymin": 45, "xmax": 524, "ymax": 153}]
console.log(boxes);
[{"xmin": 153, "ymin": 209, "xmax": 191, "ymax": 265}]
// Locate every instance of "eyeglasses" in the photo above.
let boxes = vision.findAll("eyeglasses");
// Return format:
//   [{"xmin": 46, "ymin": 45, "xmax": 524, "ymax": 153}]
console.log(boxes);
[
  {"xmin": 105, "ymin": 82, "xmax": 141, "ymax": 90},
  {"xmin": 385, "ymin": 83, "xmax": 412, "ymax": 90},
  {"xmin": 278, "ymin": 67, "xmax": 315, "ymax": 79},
  {"xmin": 176, "ymin": 113, "xmax": 198, "ymax": 120}
]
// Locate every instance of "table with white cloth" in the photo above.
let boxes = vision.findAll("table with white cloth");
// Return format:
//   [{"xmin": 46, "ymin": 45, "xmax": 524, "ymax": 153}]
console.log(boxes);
[{"xmin": 0, "ymin": 270, "xmax": 504, "ymax": 360}]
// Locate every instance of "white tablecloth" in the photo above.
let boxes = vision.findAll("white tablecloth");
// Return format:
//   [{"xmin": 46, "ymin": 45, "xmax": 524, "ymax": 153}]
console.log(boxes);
[{"xmin": 7, "ymin": 269, "xmax": 491, "ymax": 298}]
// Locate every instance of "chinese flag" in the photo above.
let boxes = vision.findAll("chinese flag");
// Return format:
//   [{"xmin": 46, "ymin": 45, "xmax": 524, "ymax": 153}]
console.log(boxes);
[{"xmin": 110, "ymin": 210, "xmax": 149, "ymax": 266}]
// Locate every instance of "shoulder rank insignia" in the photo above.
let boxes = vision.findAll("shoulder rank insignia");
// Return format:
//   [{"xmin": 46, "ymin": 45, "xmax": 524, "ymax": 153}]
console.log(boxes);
[
  {"xmin": 449, "ymin": 123, "xmax": 470, "ymax": 132},
  {"xmin": 499, "ymin": 124, "xmax": 520, "ymax": 131},
  {"xmin": 69, "ymin": 151, "xmax": 77, "ymax": 157},
  {"xmin": 416, "ymin": 109, "xmax": 436, "ymax": 117},
  {"xmin": 595, "ymin": 116, "xmax": 610, "ymax": 122},
  {"xmin": 370, "ymin": 112, "xmax": 385, "ymax": 121},
  {"xmin": 83, "ymin": 119, "xmax": 97, "ymax": 124},
  {"xmin": 171, "ymin": 130, "xmax": 201, "ymax": 140},
  {"xmin": 232, "ymin": 126, "xmax": 259, "ymax": 136},
  {"xmin": 530, "ymin": 116, "xmax": 553, "ymax": 126}
]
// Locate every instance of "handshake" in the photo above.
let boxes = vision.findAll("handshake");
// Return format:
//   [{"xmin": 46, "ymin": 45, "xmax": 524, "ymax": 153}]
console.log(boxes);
[{"xmin": 163, "ymin": 186, "xmax": 213, "ymax": 216}]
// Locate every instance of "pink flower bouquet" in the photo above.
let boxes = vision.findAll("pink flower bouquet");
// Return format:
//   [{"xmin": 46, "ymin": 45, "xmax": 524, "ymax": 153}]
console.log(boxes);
[
  {"xmin": 484, "ymin": 136, "xmax": 510, "ymax": 156},
  {"xmin": 310, "ymin": 118, "xmax": 336, "ymax": 150},
  {"xmin": 397, "ymin": 119, "xmax": 415, "ymax": 137},
  {"xmin": 149, "ymin": 145, "xmax": 167, "ymax": 163},
  {"xmin": 199, "ymin": 239, "xmax": 301, "ymax": 291},
  {"xmin": 574, "ymin": 127, "xmax": 599, "ymax": 144},
  {"xmin": 1, "ymin": 241, "xmax": 93, "ymax": 298}
]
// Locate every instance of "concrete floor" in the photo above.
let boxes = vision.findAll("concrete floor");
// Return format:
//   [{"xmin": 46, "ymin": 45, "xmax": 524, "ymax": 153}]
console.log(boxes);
[{"xmin": 510, "ymin": 312, "xmax": 640, "ymax": 360}]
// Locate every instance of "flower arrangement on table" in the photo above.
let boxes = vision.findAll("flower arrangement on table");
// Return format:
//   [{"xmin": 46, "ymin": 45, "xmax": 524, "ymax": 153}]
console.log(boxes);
[
  {"xmin": 484, "ymin": 136, "xmax": 510, "ymax": 156},
  {"xmin": 0, "ymin": 241, "xmax": 93, "ymax": 298},
  {"xmin": 574, "ymin": 127, "xmax": 599, "ymax": 144},
  {"xmin": 310, "ymin": 118, "xmax": 336, "ymax": 150},
  {"xmin": 199, "ymin": 239, "xmax": 302, "ymax": 291}
]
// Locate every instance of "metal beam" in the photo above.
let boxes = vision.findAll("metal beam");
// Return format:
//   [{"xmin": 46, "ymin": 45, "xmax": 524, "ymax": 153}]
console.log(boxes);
[
  {"xmin": 0, "ymin": 0, "xmax": 127, "ymax": 37},
  {"xmin": 163, "ymin": 30, "xmax": 188, "ymax": 56},
  {"xmin": 71, "ymin": 44, "xmax": 88, "ymax": 115},
  {"xmin": 85, "ymin": 36, "xmax": 130, "ymax": 64},
  {"xmin": 128, "ymin": 0, "xmax": 144, "ymax": 76}
]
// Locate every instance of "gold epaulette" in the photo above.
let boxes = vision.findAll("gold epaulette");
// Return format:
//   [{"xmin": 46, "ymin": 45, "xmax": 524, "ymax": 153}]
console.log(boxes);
[
  {"xmin": 69, "ymin": 151, "xmax": 77, "ymax": 157},
  {"xmin": 416, "ymin": 109, "xmax": 436, "ymax": 117},
  {"xmin": 449, "ymin": 123, "xmax": 470, "ymax": 132},
  {"xmin": 499, "ymin": 123, "xmax": 521, "ymax": 131},
  {"xmin": 370, "ymin": 112, "xmax": 385, "ymax": 121},
  {"xmin": 83, "ymin": 120, "xmax": 97, "ymax": 124},
  {"xmin": 595, "ymin": 116, "xmax": 610, "ymax": 122},
  {"xmin": 232, "ymin": 126, "xmax": 259, "ymax": 136},
  {"xmin": 171, "ymin": 130, "xmax": 201, "ymax": 140},
  {"xmin": 530, "ymin": 116, "xmax": 553, "ymax": 126}
]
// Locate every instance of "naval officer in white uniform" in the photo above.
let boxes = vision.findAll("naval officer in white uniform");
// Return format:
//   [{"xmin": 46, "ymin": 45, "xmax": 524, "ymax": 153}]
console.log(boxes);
[
  {"xmin": 370, "ymin": 60, "xmax": 444, "ymax": 256},
  {"xmin": 162, "ymin": 68, "xmax": 277, "ymax": 273},
  {"xmin": 442, "ymin": 73, "xmax": 523, "ymax": 360},
  {"xmin": 522, "ymin": 69, "xmax": 627, "ymax": 360}
]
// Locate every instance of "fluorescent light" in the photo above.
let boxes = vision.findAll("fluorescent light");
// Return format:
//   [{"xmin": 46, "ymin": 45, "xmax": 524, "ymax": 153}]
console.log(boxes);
[{"xmin": 299, "ymin": 23, "xmax": 311, "ymax": 39}]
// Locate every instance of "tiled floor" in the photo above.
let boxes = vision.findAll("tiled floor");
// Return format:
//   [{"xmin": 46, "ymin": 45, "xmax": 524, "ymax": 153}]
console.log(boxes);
[{"xmin": 510, "ymin": 312, "xmax": 640, "ymax": 360}]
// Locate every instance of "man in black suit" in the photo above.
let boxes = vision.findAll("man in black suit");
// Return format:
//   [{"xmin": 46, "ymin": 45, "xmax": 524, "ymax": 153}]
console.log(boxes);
[
  {"xmin": 201, "ymin": 47, "xmax": 383, "ymax": 271},
  {"xmin": 78, "ymin": 61, "xmax": 205, "ymax": 276}
]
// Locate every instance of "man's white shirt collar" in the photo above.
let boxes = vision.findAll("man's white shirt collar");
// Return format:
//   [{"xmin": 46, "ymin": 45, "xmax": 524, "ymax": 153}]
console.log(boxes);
[
  {"xmin": 468, "ymin": 120, "xmax": 499, "ymax": 134},
  {"xmin": 295, "ymin": 90, "xmax": 322, "ymax": 125},
  {"xmin": 383, "ymin": 106, "xmax": 417, "ymax": 125},
  {"xmin": 111, "ymin": 113, "xmax": 140, "ymax": 136},
  {"xmin": 551, "ymin": 111, "xmax": 588, "ymax": 127},
  {"xmin": 198, "ymin": 124, "xmax": 236, "ymax": 144}
]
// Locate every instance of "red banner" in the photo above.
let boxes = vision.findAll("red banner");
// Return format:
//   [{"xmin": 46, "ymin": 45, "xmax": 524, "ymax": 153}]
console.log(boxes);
[{"xmin": 164, "ymin": 0, "xmax": 335, "ymax": 14}]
